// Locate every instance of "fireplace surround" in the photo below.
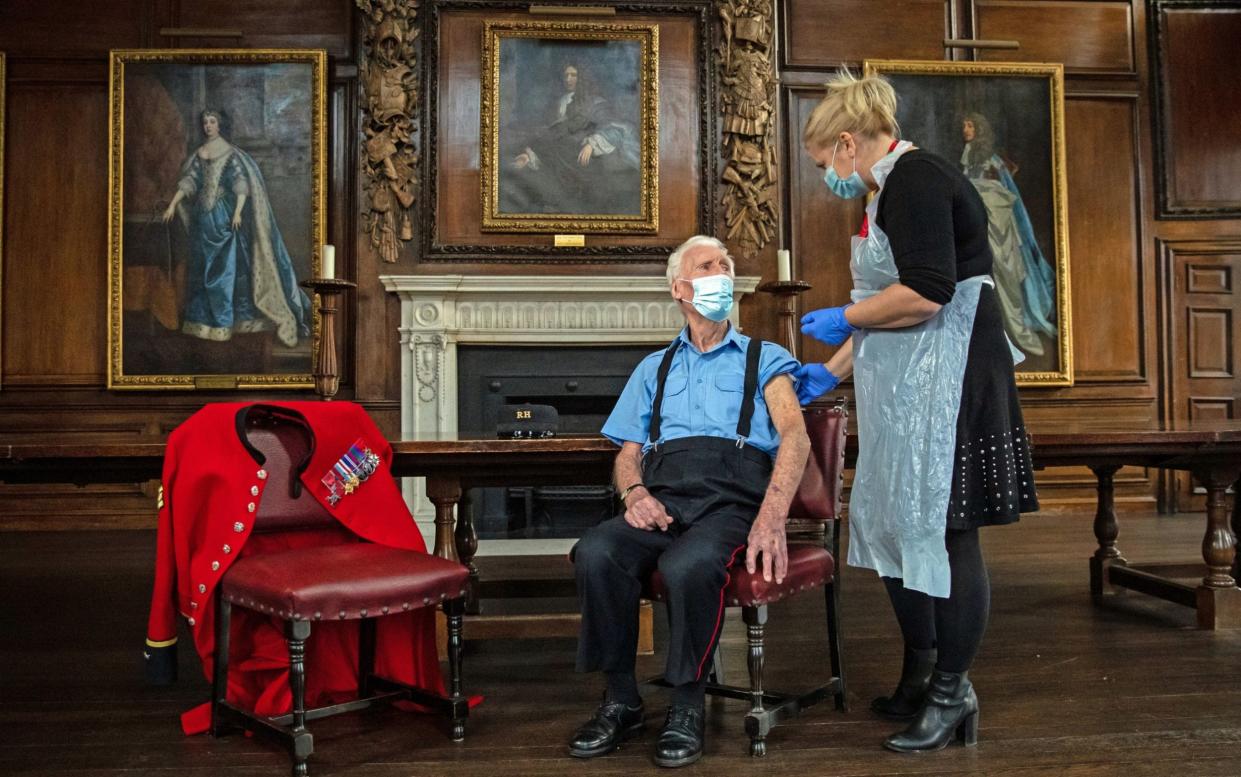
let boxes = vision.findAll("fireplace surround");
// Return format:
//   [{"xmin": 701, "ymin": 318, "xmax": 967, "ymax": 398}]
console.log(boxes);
[{"xmin": 380, "ymin": 274, "xmax": 761, "ymax": 553}]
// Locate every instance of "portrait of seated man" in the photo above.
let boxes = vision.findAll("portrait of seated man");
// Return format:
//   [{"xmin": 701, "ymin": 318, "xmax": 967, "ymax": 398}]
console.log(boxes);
[
  {"xmin": 568, "ymin": 235, "xmax": 810, "ymax": 768},
  {"xmin": 500, "ymin": 60, "xmax": 642, "ymax": 216}
]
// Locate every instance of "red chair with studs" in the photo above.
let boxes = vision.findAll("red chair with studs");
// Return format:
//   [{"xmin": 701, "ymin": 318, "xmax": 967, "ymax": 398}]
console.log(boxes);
[
  {"xmin": 647, "ymin": 399, "xmax": 849, "ymax": 756},
  {"xmin": 210, "ymin": 406, "xmax": 470, "ymax": 777}
]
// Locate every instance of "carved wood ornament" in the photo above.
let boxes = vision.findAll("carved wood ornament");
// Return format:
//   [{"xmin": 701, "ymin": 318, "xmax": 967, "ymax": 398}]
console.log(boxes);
[
  {"xmin": 357, "ymin": 0, "xmax": 421, "ymax": 263},
  {"xmin": 717, "ymin": 0, "xmax": 777, "ymax": 259},
  {"xmin": 356, "ymin": 1, "xmax": 777, "ymax": 263}
]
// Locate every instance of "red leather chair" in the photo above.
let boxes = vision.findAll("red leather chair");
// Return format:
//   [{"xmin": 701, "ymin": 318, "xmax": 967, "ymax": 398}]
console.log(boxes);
[
  {"xmin": 647, "ymin": 399, "xmax": 849, "ymax": 756},
  {"xmin": 210, "ymin": 408, "xmax": 470, "ymax": 777}
]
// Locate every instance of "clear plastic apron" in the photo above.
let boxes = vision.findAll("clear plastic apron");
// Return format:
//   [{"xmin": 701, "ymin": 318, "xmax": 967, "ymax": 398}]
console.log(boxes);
[{"xmin": 845, "ymin": 142, "xmax": 987, "ymax": 598}]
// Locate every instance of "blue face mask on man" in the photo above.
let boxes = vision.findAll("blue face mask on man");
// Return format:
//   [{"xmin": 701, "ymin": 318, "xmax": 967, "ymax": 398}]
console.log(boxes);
[
  {"xmin": 678, "ymin": 274, "xmax": 734, "ymax": 322},
  {"xmin": 823, "ymin": 139, "xmax": 870, "ymax": 200}
]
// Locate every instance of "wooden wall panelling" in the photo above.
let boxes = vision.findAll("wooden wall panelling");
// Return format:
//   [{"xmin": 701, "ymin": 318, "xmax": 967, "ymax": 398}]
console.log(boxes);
[
  {"xmin": 169, "ymin": 0, "xmax": 356, "ymax": 58},
  {"xmin": 1060, "ymin": 92, "xmax": 1147, "ymax": 384},
  {"xmin": 0, "ymin": 0, "xmax": 153, "ymax": 57},
  {"xmin": 1149, "ymin": 0, "xmax": 1241, "ymax": 218},
  {"xmin": 1157, "ymin": 239, "xmax": 1241, "ymax": 510},
  {"xmin": 782, "ymin": 0, "xmax": 950, "ymax": 69},
  {"xmin": 3, "ymin": 81, "xmax": 109, "ymax": 384},
  {"xmin": 973, "ymin": 0, "xmax": 1135, "ymax": 74}
]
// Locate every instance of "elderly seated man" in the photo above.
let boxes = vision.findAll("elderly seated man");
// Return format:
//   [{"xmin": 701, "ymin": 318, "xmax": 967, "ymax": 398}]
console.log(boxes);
[{"xmin": 569, "ymin": 235, "xmax": 810, "ymax": 767}]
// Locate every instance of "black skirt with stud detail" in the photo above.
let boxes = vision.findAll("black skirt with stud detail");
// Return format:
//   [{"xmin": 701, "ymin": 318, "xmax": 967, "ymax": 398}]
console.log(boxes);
[{"xmin": 945, "ymin": 283, "xmax": 1040, "ymax": 530}]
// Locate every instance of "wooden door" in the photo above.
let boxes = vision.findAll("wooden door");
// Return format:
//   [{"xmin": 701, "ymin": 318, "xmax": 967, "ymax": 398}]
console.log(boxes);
[{"xmin": 1163, "ymin": 241, "xmax": 1241, "ymax": 511}]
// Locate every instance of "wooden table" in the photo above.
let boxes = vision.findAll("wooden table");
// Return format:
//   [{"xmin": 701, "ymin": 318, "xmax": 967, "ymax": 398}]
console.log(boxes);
[
  {"xmin": 1023, "ymin": 421, "xmax": 1241, "ymax": 629},
  {"xmin": 3, "ymin": 423, "xmax": 1239, "ymax": 628}
]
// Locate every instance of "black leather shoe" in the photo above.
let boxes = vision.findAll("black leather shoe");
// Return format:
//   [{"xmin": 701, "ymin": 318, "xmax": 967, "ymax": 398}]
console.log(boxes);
[
  {"xmin": 883, "ymin": 669, "xmax": 979, "ymax": 753},
  {"xmin": 568, "ymin": 700, "xmax": 645, "ymax": 758},
  {"xmin": 870, "ymin": 646, "xmax": 936, "ymax": 720},
  {"xmin": 654, "ymin": 705, "xmax": 704, "ymax": 768}
]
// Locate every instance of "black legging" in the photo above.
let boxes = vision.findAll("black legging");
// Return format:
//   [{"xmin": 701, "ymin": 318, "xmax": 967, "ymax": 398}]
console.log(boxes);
[{"xmin": 881, "ymin": 528, "xmax": 990, "ymax": 674}]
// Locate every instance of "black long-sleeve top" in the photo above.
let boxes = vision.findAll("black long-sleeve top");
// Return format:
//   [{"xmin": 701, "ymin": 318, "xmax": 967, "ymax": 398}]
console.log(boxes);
[{"xmin": 874, "ymin": 149, "xmax": 994, "ymax": 305}]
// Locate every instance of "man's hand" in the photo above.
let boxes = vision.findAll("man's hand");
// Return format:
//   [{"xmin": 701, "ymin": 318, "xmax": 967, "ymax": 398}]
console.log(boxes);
[
  {"xmin": 578, "ymin": 143, "xmax": 593, "ymax": 166},
  {"xmin": 745, "ymin": 515, "xmax": 788, "ymax": 584},
  {"xmin": 623, "ymin": 487, "xmax": 673, "ymax": 532}
]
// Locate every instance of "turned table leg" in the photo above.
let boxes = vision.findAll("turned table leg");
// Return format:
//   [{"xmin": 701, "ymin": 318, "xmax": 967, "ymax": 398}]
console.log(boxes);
[
  {"xmin": 1194, "ymin": 465, "xmax": 1241, "ymax": 629},
  {"xmin": 1089, "ymin": 464, "xmax": 1127, "ymax": 603},
  {"xmin": 426, "ymin": 476, "xmax": 462, "ymax": 564},
  {"xmin": 1232, "ymin": 476, "xmax": 1241, "ymax": 583}
]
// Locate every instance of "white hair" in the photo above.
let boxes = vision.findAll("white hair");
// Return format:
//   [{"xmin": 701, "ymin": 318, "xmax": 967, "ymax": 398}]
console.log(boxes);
[{"xmin": 665, "ymin": 235, "xmax": 735, "ymax": 286}]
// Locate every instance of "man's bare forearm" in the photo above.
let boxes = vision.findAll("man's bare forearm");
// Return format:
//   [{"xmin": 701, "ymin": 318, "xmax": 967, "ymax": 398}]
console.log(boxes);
[
  {"xmin": 758, "ymin": 377, "xmax": 811, "ymax": 523},
  {"xmin": 613, "ymin": 442, "xmax": 645, "ymax": 496},
  {"xmin": 759, "ymin": 432, "xmax": 809, "ymax": 523}
]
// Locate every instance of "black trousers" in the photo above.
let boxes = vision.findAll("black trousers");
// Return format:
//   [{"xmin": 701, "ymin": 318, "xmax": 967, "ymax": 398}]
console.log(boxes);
[{"xmin": 573, "ymin": 437, "xmax": 771, "ymax": 686}]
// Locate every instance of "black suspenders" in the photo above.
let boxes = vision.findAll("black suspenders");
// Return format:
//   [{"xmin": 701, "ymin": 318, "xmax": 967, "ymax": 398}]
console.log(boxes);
[
  {"xmin": 647, "ymin": 335, "xmax": 764, "ymax": 447},
  {"xmin": 649, "ymin": 340, "xmax": 681, "ymax": 443}
]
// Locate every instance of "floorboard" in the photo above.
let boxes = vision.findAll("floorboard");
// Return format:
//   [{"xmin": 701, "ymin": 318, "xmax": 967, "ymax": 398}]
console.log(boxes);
[{"xmin": 2, "ymin": 510, "xmax": 1239, "ymax": 776}]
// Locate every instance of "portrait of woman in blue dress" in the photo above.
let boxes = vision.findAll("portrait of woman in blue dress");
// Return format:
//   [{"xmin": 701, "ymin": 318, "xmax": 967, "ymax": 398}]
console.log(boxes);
[
  {"xmin": 161, "ymin": 109, "xmax": 311, "ymax": 350},
  {"xmin": 959, "ymin": 112, "xmax": 1057, "ymax": 359}
]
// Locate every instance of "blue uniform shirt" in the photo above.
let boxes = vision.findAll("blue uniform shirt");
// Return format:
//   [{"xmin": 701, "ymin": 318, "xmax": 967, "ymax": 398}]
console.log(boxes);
[{"xmin": 601, "ymin": 326, "xmax": 800, "ymax": 457}]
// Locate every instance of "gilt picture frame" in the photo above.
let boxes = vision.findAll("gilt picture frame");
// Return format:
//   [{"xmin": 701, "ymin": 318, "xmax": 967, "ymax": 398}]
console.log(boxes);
[
  {"xmin": 864, "ymin": 59, "xmax": 1074, "ymax": 386},
  {"xmin": 107, "ymin": 49, "xmax": 326, "ymax": 390},
  {"xmin": 480, "ymin": 19, "xmax": 659, "ymax": 235}
]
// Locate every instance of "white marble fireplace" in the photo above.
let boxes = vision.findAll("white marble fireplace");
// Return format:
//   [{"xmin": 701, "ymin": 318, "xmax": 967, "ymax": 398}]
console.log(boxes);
[{"xmin": 380, "ymin": 274, "xmax": 760, "ymax": 549}]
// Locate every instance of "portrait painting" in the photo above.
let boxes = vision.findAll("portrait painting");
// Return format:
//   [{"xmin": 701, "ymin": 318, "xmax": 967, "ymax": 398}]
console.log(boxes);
[
  {"xmin": 864, "ymin": 60, "xmax": 1073, "ymax": 386},
  {"xmin": 481, "ymin": 20, "xmax": 659, "ymax": 234},
  {"xmin": 107, "ymin": 49, "xmax": 326, "ymax": 389}
]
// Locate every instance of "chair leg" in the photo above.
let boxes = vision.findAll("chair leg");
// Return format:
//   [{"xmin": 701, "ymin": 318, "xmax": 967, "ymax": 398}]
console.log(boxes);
[
  {"xmin": 210, "ymin": 594, "xmax": 231, "ymax": 737},
  {"xmin": 709, "ymin": 643, "xmax": 726, "ymax": 685},
  {"xmin": 286, "ymin": 620, "xmax": 314, "ymax": 777},
  {"xmin": 444, "ymin": 597, "xmax": 467, "ymax": 741},
  {"xmin": 743, "ymin": 605, "xmax": 768, "ymax": 757},
  {"xmin": 357, "ymin": 617, "xmax": 376, "ymax": 699},
  {"xmin": 825, "ymin": 578, "xmax": 848, "ymax": 711}
]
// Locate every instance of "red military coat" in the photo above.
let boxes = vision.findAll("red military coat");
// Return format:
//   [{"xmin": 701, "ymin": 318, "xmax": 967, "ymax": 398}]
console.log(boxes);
[{"xmin": 145, "ymin": 401, "xmax": 444, "ymax": 734}]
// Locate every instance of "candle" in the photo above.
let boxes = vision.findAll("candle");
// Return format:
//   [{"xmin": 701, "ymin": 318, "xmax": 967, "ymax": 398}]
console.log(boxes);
[
  {"xmin": 777, "ymin": 249, "xmax": 792, "ymax": 283},
  {"xmin": 320, "ymin": 244, "xmax": 335, "ymax": 280}
]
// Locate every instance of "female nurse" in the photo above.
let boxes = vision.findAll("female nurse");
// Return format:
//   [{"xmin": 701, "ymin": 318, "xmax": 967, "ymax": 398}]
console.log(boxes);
[{"xmin": 793, "ymin": 70, "xmax": 1039, "ymax": 752}]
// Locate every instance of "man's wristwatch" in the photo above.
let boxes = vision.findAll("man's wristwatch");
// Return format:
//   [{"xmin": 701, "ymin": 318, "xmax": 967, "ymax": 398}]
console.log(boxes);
[{"xmin": 618, "ymin": 482, "xmax": 645, "ymax": 504}]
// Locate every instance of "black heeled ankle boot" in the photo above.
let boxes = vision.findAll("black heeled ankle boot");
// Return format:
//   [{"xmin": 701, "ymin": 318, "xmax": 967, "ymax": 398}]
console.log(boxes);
[
  {"xmin": 870, "ymin": 646, "xmax": 936, "ymax": 720},
  {"xmin": 882, "ymin": 669, "xmax": 978, "ymax": 752}
]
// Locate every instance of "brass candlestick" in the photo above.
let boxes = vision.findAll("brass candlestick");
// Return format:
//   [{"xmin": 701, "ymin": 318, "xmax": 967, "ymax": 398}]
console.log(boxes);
[
  {"xmin": 758, "ymin": 280, "xmax": 813, "ymax": 359},
  {"xmin": 299, "ymin": 278, "xmax": 357, "ymax": 400}
]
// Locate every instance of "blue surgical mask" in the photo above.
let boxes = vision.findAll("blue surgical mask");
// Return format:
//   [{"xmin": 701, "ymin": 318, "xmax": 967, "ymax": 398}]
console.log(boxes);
[
  {"xmin": 678, "ymin": 273, "xmax": 734, "ymax": 322},
  {"xmin": 823, "ymin": 140, "xmax": 869, "ymax": 199}
]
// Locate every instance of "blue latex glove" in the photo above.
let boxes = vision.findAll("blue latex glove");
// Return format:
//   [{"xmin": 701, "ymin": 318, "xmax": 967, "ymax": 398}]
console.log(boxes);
[
  {"xmin": 800, "ymin": 305, "xmax": 856, "ymax": 346},
  {"xmin": 793, "ymin": 363, "xmax": 840, "ymax": 406}
]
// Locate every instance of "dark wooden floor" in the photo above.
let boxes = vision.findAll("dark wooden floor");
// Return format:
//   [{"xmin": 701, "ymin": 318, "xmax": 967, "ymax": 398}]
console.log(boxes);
[{"xmin": 4, "ymin": 510, "xmax": 1241, "ymax": 777}]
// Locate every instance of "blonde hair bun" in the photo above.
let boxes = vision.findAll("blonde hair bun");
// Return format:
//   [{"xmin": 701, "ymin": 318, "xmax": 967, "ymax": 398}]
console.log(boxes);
[{"xmin": 803, "ymin": 68, "xmax": 899, "ymax": 149}]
